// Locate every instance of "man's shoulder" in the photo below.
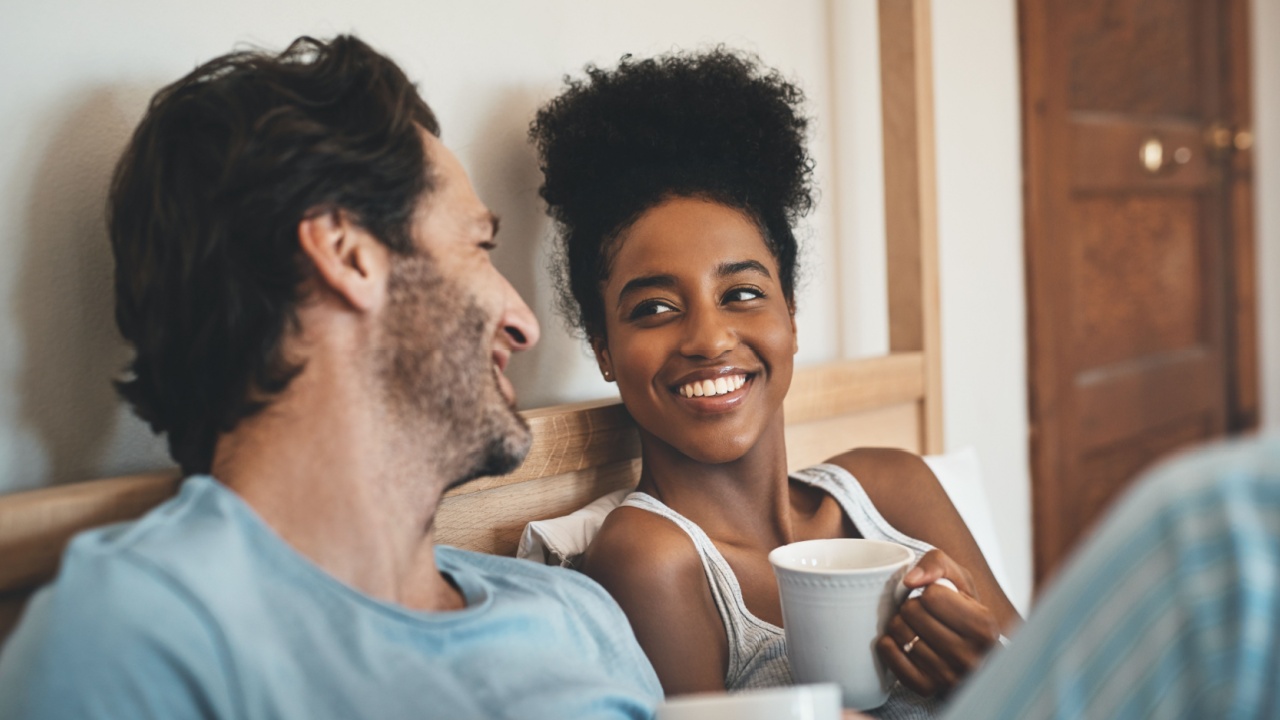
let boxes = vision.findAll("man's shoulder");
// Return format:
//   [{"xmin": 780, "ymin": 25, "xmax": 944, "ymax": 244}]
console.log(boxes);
[
  {"xmin": 51, "ymin": 476, "xmax": 251, "ymax": 593},
  {"xmin": 0, "ymin": 480, "xmax": 237, "ymax": 718},
  {"xmin": 3, "ymin": 475, "xmax": 251, "ymax": 663}
]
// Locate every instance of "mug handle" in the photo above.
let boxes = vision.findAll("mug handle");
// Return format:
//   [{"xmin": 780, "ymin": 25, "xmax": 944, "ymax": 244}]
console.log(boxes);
[{"xmin": 906, "ymin": 577, "xmax": 957, "ymax": 601}]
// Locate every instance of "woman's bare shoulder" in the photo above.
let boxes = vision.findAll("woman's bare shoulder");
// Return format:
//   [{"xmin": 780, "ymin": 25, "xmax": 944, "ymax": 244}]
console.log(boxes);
[
  {"xmin": 824, "ymin": 447, "xmax": 941, "ymax": 506},
  {"xmin": 581, "ymin": 505, "xmax": 704, "ymax": 590},
  {"xmin": 823, "ymin": 446, "xmax": 962, "ymax": 545}
]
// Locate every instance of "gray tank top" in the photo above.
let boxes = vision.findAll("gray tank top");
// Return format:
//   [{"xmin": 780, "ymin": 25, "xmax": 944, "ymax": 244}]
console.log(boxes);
[{"xmin": 621, "ymin": 463, "xmax": 942, "ymax": 719}]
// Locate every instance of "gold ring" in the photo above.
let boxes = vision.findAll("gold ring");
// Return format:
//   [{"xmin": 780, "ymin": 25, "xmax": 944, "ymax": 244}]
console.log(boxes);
[{"xmin": 902, "ymin": 635, "xmax": 920, "ymax": 654}]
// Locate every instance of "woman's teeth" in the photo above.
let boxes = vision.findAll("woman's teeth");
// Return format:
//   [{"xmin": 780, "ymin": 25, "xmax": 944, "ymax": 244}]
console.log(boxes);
[{"xmin": 678, "ymin": 374, "xmax": 747, "ymax": 398}]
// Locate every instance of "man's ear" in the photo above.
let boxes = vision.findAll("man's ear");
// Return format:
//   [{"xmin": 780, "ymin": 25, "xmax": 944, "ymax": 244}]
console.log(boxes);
[
  {"xmin": 590, "ymin": 336, "xmax": 615, "ymax": 383},
  {"xmin": 297, "ymin": 210, "xmax": 389, "ymax": 312}
]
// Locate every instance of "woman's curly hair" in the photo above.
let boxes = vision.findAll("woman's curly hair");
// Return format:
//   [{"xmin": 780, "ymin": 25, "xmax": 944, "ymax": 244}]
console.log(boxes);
[{"xmin": 529, "ymin": 48, "xmax": 816, "ymax": 340}]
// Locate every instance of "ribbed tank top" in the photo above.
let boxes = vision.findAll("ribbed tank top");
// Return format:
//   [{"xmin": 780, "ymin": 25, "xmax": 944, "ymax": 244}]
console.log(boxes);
[{"xmin": 621, "ymin": 463, "xmax": 941, "ymax": 719}]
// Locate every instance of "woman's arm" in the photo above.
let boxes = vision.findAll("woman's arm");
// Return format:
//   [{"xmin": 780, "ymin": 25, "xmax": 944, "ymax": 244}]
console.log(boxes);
[{"xmin": 580, "ymin": 507, "xmax": 730, "ymax": 695}]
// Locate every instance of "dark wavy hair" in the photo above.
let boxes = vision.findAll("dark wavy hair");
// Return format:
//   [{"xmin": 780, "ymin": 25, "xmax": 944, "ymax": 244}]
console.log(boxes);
[
  {"xmin": 109, "ymin": 35, "xmax": 439, "ymax": 475},
  {"xmin": 529, "ymin": 48, "xmax": 815, "ymax": 340}
]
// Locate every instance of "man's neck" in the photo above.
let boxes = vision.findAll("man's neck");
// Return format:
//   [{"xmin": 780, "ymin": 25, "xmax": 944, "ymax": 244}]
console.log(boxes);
[{"xmin": 210, "ymin": 355, "xmax": 465, "ymax": 612}]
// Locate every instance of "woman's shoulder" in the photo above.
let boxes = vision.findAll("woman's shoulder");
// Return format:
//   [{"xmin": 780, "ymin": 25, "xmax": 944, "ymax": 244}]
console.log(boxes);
[
  {"xmin": 822, "ymin": 447, "xmax": 940, "ymax": 499},
  {"xmin": 582, "ymin": 503, "xmax": 706, "ymax": 589},
  {"xmin": 820, "ymin": 447, "xmax": 952, "ymax": 537}
]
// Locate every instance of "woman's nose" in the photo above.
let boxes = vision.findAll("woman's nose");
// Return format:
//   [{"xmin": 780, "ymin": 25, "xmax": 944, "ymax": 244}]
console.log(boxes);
[{"xmin": 678, "ymin": 305, "xmax": 734, "ymax": 359}]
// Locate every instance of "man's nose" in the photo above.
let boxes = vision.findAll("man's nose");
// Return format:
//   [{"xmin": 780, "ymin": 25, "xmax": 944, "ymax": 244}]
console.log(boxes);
[{"xmin": 499, "ymin": 275, "xmax": 540, "ymax": 352}]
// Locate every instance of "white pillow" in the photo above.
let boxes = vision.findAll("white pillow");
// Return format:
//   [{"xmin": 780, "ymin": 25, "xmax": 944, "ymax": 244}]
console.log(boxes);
[
  {"xmin": 517, "ymin": 448, "xmax": 1011, "ymax": 600},
  {"xmin": 517, "ymin": 489, "xmax": 629, "ymax": 568},
  {"xmin": 922, "ymin": 447, "xmax": 1012, "ymax": 600}
]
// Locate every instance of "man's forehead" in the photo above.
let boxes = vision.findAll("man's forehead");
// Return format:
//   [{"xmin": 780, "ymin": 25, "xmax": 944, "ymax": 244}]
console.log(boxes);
[{"xmin": 418, "ymin": 133, "xmax": 495, "ymax": 230}]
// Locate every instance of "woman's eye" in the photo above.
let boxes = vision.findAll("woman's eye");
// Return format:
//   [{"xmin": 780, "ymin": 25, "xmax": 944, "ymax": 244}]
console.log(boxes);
[
  {"xmin": 630, "ymin": 300, "xmax": 678, "ymax": 320},
  {"xmin": 724, "ymin": 287, "xmax": 764, "ymax": 303}
]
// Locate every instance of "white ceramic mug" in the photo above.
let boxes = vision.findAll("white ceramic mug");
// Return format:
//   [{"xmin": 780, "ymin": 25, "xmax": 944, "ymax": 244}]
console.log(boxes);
[
  {"xmin": 655, "ymin": 683, "xmax": 842, "ymax": 720},
  {"xmin": 769, "ymin": 538, "xmax": 914, "ymax": 710}
]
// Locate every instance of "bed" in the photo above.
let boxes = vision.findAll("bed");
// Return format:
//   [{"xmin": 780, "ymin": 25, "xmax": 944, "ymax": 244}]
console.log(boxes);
[{"xmin": 0, "ymin": 0, "xmax": 943, "ymax": 645}]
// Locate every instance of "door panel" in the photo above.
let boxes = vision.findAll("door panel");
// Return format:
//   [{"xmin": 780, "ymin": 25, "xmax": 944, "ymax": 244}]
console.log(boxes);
[
  {"xmin": 1067, "ymin": 0, "xmax": 1200, "ymax": 116},
  {"xmin": 1073, "ymin": 414, "xmax": 1211, "ymax": 535},
  {"xmin": 1021, "ymin": 0, "xmax": 1254, "ymax": 587},
  {"xmin": 1071, "ymin": 196, "xmax": 1205, "ymax": 368}
]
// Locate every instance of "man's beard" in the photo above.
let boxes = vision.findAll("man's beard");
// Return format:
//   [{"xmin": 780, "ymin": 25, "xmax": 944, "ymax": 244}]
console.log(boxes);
[{"xmin": 376, "ymin": 252, "xmax": 532, "ymax": 488}]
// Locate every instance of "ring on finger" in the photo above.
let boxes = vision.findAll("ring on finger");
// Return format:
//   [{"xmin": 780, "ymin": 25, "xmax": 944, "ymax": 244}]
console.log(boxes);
[{"xmin": 902, "ymin": 635, "xmax": 921, "ymax": 654}]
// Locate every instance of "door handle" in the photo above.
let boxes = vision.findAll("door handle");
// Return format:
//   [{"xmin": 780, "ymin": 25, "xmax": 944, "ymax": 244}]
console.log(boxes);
[{"xmin": 1139, "ymin": 136, "xmax": 1165, "ymax": 173}]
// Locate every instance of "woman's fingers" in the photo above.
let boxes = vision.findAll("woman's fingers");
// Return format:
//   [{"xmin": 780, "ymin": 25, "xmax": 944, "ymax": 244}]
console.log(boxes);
[
  {"xmin": 897, "ymin": 593, "xmax": 990, "ymax": 676},
  {"xmin": 883, "ymin": 606, "xmax": 962, "ymax": 692},
  {"xmin": 876, "ymin": 627, "xmax": 938, "ymax": 697},
  {"xmin": 915, "ymin": 582, "xmax": 1002, "ymax": 647},
  {"xmin": 879, "ymin": 552, "xmax": 1002, "ymax": 697},
  {"xmin": 876, "ymin": 549, "xmax": 1003, "ymax": 697}
]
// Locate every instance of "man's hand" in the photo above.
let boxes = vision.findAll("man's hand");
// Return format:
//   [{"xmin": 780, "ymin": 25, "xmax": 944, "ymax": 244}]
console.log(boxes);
[{"xmin": 875, "ymin": 549, "xmax": 1001, "ymax": 697}]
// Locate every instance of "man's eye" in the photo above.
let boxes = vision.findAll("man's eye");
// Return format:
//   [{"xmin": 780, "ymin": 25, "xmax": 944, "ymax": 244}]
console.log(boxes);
[
  {"xmin": 630, "ymin": 300, "xmax": 678, "ymax": 320},
  {"xmin": 724, "ymin": 287, "xmax": 764, "ymax": 303},
  {"xmin": 479, "ymin": 240, "xmax": 497, "ymax": 252}
]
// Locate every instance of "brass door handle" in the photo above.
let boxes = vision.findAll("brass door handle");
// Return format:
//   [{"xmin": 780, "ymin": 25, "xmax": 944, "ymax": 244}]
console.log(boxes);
[{"xmin": 1140, "ymin": 136, "xmax": 1166, "ymax": 174}]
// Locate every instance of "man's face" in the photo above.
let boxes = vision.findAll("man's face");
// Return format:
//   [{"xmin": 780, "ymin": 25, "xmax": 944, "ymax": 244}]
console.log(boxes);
[{"xmin": 375, "ymin": 132, "xmax": 540, "ymax": 487}]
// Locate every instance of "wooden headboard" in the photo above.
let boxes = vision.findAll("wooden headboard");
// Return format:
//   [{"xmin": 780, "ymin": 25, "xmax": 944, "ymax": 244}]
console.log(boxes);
[{"xmin": 0, "ymin": 0, "xmax": 941, "ymax": 645}]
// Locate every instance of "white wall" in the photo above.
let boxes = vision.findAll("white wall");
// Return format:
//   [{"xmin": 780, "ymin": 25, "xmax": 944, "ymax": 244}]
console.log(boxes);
[
  {"xmin": 1255, "ymin": 0, "xmax": 1280, "ymax": 434},
  {"xmin": 931, "ymin": 1, "xmax": 1032, "ymax": 612}
]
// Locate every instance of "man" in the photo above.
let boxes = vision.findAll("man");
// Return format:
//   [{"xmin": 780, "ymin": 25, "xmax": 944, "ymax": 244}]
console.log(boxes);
[
  {"xmin": 0, "ymin": 36, "xmax": 660, "ymax": 719},
  {"xmin": 939, "ymin": 432, "xmax": 1280, "ymax": 719}
]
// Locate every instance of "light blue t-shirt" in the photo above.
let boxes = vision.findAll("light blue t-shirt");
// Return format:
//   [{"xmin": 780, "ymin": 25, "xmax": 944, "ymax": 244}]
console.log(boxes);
[{"xmin": 0, "ymin": 476, "xmax": 662, "ymax": 719}]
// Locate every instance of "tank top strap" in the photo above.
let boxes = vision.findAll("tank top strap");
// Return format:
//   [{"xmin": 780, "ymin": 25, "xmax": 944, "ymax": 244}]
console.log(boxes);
[
  {"xmin": 789, "ymin": 464, "xmax": 936, "ymax": 557},
  {"xmin": 620, "ymin": 491, "xmax": 784, "ymax": 686}
]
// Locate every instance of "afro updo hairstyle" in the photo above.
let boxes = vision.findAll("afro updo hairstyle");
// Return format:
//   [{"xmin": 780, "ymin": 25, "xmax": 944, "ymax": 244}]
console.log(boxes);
[{"xmin": 529, "ymin": 47, "xmax": 815, "ymax": 341}]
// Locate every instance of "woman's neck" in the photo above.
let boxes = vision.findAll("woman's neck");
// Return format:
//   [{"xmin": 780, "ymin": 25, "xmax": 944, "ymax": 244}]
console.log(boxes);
[{"xmin": 635, "ymin": 414, "xmax": 798, "ymax": 550}]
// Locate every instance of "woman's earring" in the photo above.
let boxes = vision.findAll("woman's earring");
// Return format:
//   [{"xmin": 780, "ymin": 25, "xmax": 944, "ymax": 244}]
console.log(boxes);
[{"xmin": 603, "ymin": 369, "xmax": 613, "ymax": 381}]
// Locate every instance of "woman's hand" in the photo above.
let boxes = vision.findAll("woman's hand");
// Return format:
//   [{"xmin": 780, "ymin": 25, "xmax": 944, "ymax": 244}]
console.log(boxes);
[{"xmin": 876, "ymin": 549, "xmax": 1002, "ymax": 697}]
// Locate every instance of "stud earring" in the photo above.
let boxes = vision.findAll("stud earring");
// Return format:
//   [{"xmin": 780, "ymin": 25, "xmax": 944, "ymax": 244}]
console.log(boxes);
[{"xmin": 603, "ymin": 369, "xmax": 613, "ymax": 381}]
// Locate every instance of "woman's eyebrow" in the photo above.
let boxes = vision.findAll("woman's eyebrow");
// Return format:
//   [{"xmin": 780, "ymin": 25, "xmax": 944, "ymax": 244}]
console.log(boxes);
[
  {"xmin": 719, "ymin": 259, "xmax": 772, "ymax": 278},
  {"xmin": 616, "ymin": 274, "xmax": 676, "ymax": 308}
]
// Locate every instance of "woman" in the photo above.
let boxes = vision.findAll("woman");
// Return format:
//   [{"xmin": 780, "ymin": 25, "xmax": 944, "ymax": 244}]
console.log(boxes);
[{"xmin": 530, "ymin": 50, "xmax": 1018, "ymax": 716}]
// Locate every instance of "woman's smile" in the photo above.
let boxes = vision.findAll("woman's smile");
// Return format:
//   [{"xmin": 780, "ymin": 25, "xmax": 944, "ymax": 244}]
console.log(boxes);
[
  {"xmin": 675, "ymin": 372, "xmax": 748, "ymax": 399},
  {"xmin": 670, "ymin": 369, "xmax": 755, "ymax": 414}
]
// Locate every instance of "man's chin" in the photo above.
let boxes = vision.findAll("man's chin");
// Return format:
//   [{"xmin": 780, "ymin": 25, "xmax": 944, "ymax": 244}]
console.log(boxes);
[{"xmin": 443, "ymin": 418, "xmax": 533, "ymax": 492}]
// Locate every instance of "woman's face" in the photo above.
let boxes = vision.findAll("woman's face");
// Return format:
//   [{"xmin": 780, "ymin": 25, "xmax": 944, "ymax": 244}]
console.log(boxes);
[{"xmin": 594, "ymin": 197, "xmax": 797, "ymax": 464}]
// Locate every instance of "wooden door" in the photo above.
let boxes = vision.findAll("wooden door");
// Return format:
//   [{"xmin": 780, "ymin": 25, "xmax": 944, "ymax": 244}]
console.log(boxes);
[{"xmin": 1020, "ymin": 0, "xmax": 1257, "ymax": 586}]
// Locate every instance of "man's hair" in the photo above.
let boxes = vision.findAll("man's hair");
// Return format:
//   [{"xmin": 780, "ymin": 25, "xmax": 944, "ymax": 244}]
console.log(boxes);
[
  {"xmin": 110, "ymin": 35, "xmax": 439, "ymax": 475},
  {"xmin": 529, "ymin": 48, "xmax": 815, "ymax": 340}
]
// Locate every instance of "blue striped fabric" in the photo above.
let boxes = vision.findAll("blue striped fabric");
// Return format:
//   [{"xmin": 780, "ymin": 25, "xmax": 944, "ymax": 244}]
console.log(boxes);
[{"xmin": 942, "ymin": 435, "xmax": 1280, "ymax": 720}]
